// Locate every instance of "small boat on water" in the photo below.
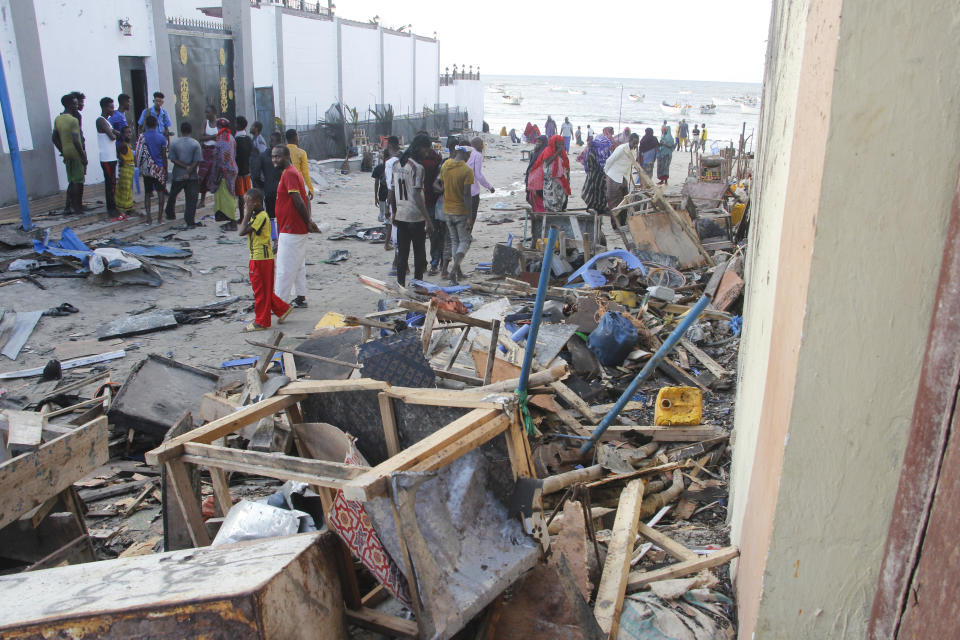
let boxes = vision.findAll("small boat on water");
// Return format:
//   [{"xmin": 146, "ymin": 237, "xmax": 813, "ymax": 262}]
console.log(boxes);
[
  {"xmin": 568, "ymin": 88, "xmax": 586, "ymax": 95},
  {"xmin": 486, "ymin": 85, "xmax": 505, "ymax": 94},
  {"xmin": 502, "ymin": 93, "xmax": 523, "ymax": 105},
  {"xmin": 700, "ymin": 103, "xmax": 718, "ymax": 115},
  {"xmin": 740, "ymin": 103, "xmax": 760, "ymax": 114},
  {"xmin": 628, "ymin": 94, "xmax": 645, "ymax": 102},
  {"xmin": 661, "ymin": 101, "xmax": 692, "ymax": 116},
  {"xmin": 550, "ymin": 86, "xmax": 566, "ymax": 92},
  {"xmin": 712, "ymin": 97, "xmax": 735, "ymax": 107}
]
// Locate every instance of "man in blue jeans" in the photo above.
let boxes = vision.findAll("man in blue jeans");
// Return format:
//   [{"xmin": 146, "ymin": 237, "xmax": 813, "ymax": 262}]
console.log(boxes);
[{"xmin": 165, "ymin": 122, "xmax": 202, "ymax": 226}]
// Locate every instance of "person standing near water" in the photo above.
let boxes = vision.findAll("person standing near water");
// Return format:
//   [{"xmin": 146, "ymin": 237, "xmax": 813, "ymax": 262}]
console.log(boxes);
[
  {"xmin": 439, "ymin": 145, "xmax": 475, "ymax": 285},
  {"xmin": 637, "ymin": 128, "xmax": 659, "ymax": 176},
  {"xmin": 700, "ymin": 124, "xmax": 708, "ymax": 153},
  {"xmin": 545, "ymin": 115, "xmax": 557, "ymax": 138},
  {"xmin": 657, "ymin": 126, "xmax": 675, "ymax": 185},
  {"xmin": 603, "ymin": 132, "xmax": 640, "ymax": 211},
  {"xmin": 691, "ymin": 124, "xmax": 701, "ymax": 153},
  {"xmin": 575, "ymin": 126, "xmax": 583, "ymax": 146},
  {"xmin": 560, "ymin": 117, "xmax": 574, "ymax": 152},
  {"xmin": 677, "ymin": 120, "xmax": 689, "ymax": 151}
]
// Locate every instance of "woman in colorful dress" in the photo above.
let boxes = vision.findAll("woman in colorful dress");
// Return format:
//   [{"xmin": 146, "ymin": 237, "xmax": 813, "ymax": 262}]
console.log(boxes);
[
  {"xmin": 210, "ymin": 117, "xmax": 238, "ymax": 226},
  {"xmin": 114, "ymin": 125, "xmax": 135, "ymax": 217}
]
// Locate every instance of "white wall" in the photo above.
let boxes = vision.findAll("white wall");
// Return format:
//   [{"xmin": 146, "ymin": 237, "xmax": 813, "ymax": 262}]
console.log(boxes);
[
  {"xmin": 35, "ymin": 0, "xmax": 160, "ymax": 189},
  {"xmin": 249, "ymin": 4, "xmax": 278, "ymax": 90},
  {"xmin": 280, "ymin": 12, "xmax": 336, "ymax": 127},
  {"xmin": 0, "ymin": 0, "xmax": 33, "ymax": 152},
  {"xmin": 340, "ymin": 22, "xmax": 379, "ymax": 116},
  {"xmin": 415, "ymin": 38, "xmax": 437, "ymax": 111},
  {"xmin": 438, "ymin": 79, "xmax": 483, "ymax": 129},
  {"xmin": 382, "ymin": 32, "xmax": 413, "ymax": 115}
]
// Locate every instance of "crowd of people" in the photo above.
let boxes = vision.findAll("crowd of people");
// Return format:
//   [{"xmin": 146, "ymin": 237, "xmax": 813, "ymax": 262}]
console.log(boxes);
[{"xmin": 51, "ymin": 89, "xmax": 324, "ymax": 331}]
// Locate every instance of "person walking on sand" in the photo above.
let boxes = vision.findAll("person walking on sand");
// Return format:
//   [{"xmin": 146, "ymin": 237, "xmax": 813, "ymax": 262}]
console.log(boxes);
[
  {"xmin": 418, "ymin": 134, "xmax": 443, "ymax": 276},
  {"xmin": 677, "ymin": 119, "xmax": 689, "ymax": 151},
  {"xmin": 560, "ymin": 117, "xmax": 574, "ymax": 152},
  {"xmin": 657, "ymin": 125, "xmax": 675, "ymax": 186},
  {"xmin": 700, "ymin": 124, "xmax": 708, "ymax": 153},
  {"xmin": 438, "ymin": 145, "xmax": 475, "ymax": 285},
  {"xmin": 525, "ymin": 135, "xmax": 549, "ymax": 212},
  {"xmin": 392, "ymin": 134, "xmax": 434, "ymax": 287},
  {"xmin": 593, "ymin": 127, "xmax": 615, "ymax": 168},
  {"xmin": 52, "ymin": 94, "xmax": 86, "ymax": 214},
  {"xmin": 372, "ymin": 148, "xmax": 390, "ymax": 223},
  {"xmin": 165, "ymin": 121, "xmax": 202, "ymax": 226},
  {"xmin": 239, "ymin": 188, "xmax": 292, "ymax": 332},
  {"xmin": 604, "ymin": 132, "xmax": 640, "ymax": 211},
  {"xmin": 467, "ymin": 137, "xmax": 495, "ymax": 222},
  {"xmin": 273, "ymin": 144, "xmax": 319, "ymax": 308},
  {"xmin": 587, "ymin": 124, "xmax": 594, "ymax": 140},
  {"xmin": 262, "ymin": 131, "xmax": 284, "ymax": 221},
  {"xmin": 675, "ymin": 123, "xmax": 683, "ymax": 151},
  {"xmin": 532, "ymin": 135, "xmax": 571, "ymax": 212},
  {"xmin": 545, "ymin": 115, "xmax": 557, "ymax": 138},
  {"xmin": 575, "ymin": 126, "xmax": 583, "ymax": 146},
  {"xmin": 210, "ymin": 117, "xmax": 238, "ymax": 226},
  {"xmin": 286, "ymin": 129, "xmax": 314, "ymax": 202},
  {"xmin": 691, "ymin": 123, "xmax": 700, "ymax": 153},
  {"xmin": 95, "ymin": 97, "xmax": 119, "ymax": 217},
  {"xmin": 198, "ymin": 105, "xmax": 218, "ymax": 208},
  {"xmin": 115, "ymin": 125, "xmax": 135, "ymax": 216},
  {"xmin": 638, "ymin": 127, "xmax": 659, "ymax": 176},
  {"xmin": 135, "ymin": 114, "xmax": 168, "ymax": 223},
  {"xmin": 234, "ymin": 116, "xmax": 253, "ymax": 220}
]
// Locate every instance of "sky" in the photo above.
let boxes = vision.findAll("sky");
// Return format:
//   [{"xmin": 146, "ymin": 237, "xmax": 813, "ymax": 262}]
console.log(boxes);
[{"xmin": 336, "ymin": 0, "xmax": 772, "ymax": 83}]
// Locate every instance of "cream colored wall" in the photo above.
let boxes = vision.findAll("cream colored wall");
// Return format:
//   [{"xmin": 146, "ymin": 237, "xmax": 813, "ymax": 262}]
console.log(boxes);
[{"xmin": 732, "ymin": 0, "xmax": 960, "ymax": 637}]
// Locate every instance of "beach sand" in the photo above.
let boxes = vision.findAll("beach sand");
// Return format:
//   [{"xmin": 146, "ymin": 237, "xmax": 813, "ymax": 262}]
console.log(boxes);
[{"xmin": 0, "ymin": 134, "xmax": 695, "ymax": 381}]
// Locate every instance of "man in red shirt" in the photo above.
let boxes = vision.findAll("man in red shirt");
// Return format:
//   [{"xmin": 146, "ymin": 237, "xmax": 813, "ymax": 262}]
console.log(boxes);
[{"xmin": 271, "ymin": 145, "xmax": 319, "ymax": 308}]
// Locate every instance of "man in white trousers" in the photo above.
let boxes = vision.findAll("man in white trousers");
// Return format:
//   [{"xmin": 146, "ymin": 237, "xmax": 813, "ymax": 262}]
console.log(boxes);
[{"xmin": 271, "ymin": 145, "xmax": 319, "ymax": 308}]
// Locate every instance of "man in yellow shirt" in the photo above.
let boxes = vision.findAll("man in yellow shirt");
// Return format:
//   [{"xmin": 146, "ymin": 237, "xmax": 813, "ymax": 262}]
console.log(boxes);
[
  {"xmin": 285, "ymin": 129, "xmax": 314, "ymax": 200},
  {"xmin": 438, "ymin": 145, "xmax": 475, "ymax": 284}
]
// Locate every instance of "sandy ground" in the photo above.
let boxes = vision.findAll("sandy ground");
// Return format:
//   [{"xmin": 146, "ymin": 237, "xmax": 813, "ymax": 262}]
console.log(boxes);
[{"xmin": 0, "ymin": 134, "xmax": 694, "ymax": 382}]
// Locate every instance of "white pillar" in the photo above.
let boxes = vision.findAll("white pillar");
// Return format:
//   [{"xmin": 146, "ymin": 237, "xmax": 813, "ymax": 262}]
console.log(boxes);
[
  {"xmin": 410, "ymin": 31, "xmax": 416, "ymax": 113},
  {"xmin": 377, "ymin": 25, "xmax": 384, "ymax": 106}
]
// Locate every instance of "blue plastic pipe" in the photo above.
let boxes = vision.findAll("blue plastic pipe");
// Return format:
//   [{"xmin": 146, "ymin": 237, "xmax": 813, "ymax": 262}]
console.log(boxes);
[
  {"xmin": 579, "ymin": 294, "xmax": 712, "ymax": 453},
  {"xmin": 0, "ymin": 49, "xmax": 31, "ymax": 230},
  {"xmin": 517, "ymin": 227, "xmax": 557, "ymax": 395}
]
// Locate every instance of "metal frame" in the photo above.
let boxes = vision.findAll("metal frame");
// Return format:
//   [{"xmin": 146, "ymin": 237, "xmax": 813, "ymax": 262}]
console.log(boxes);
[{"xmin": 144, "ymin": 378, "xmax": 536, "ymax": 639}]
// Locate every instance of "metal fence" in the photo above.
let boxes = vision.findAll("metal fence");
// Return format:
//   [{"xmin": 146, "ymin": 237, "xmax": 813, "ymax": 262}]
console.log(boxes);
[{"xmin": 294, "ymin": 104, "xmax": 471, "ymax": 160}]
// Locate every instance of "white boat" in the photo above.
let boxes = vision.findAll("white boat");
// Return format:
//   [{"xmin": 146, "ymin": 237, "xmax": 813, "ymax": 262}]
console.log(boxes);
[
  {"xmin": 712, "ymin": 97, "xmax": 735, "ymax": 107},
  {"xmin": 740, "ymin": 103, "xmax": 760, "ymax": 114},
  {"xmin": 628, "ymin": 94, "xmax": 645, "ymax": 102},
  {"xmin": 501, "ymin": 93, "xmax": 523, "ymax": 105},
  {"xmin": 700, "ymin": 104, "xmax": 717, "ymax": 115},
  {"xmin": 568, "ymin": 88, "xmax": 586, "ymax": 95},
  {"xmin": 550, "ymin": 86, "xmax": 566, "ymax": 92},
  {"xmin": 486, "ymin": 85, "xmax": 505, "ymax": 94},
  {"xmin": 660, "ymin": 101, "xmax": 681, "ymax": 115}
]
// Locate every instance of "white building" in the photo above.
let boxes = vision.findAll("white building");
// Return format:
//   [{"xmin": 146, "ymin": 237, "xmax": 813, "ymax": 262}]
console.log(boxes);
[{"xmin": 0, "ymin": 0, "xmax": 483, "ymax": 206}]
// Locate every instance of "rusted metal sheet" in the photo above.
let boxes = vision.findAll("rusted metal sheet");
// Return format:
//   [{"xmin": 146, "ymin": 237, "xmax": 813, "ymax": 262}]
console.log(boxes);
[{"xmin": 0, "ymin": 533, "xmax": 345, "ymax": 639}]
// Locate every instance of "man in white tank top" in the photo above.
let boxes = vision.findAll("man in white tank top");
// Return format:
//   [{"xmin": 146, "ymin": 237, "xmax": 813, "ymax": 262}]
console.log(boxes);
[{"xmin": 96, "ymin": 97, "xmax": 119, "ymax": 216}]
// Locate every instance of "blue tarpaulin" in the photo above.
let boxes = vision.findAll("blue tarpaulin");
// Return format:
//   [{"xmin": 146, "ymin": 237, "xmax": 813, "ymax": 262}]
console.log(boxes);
[{"xmin": 566, "ymin": 250, "xmax": 646, "ymax": 288}]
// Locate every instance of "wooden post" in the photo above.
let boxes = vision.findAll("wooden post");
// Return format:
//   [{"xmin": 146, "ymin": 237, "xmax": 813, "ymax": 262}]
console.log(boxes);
[
  {"xmin": 378, "ymin": 392, "xmax": 401, "ymax": 456},
  {"xmin": 594, "ymin": 479, "xmax": 645, "ymax": 638},
  {"xmin": 421, "ymin": 300, "xmax": 438, "ymax": 355},
  {"xmin": 209, "ymin": 468, "xmax": 233, "ymax": 517},
  {"xmin": 165, "ymin": 458, "xmax": 212, "ymax": 547},
  {"xmin": 445, "ymin": 326, "xmax": 471, "ymax": 371}
]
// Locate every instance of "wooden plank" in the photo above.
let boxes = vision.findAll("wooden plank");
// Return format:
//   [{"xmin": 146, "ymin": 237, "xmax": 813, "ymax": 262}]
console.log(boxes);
[
  {"xmin": 198, "ymin": 392, "xmax": 240, "ymax": 423},
  {"xmin": 680, "ymin": 338, "xmax": 730, "ymax": 378},
  {"xmin": 484, "ymin": 319, "xmax": 501, "ymax": 385},
  {"xmin": 657, "ymin": 358, "xmax": 710, "ymax": 393},
  {"xmin": 420, "ymin": 299, "xmax": 439, "ymax": 355},
  {"xmin": 345, "ymin": 607, "xmax": 418, "ymax": 638},
  {"xmin": 636, "ymin": 522, "xmax": 698, "ymax": 562},
  {"xmin": 626, "ymin": 546, "xmax": 739, "ymax": 590},
  {"xmin": 378, "ymin": 392, "xmax": 401, "ymax": 457},
  {"xmin": 342, "ymin": 408, "xmax": 501, "ymax": 501},
  {"xmin": 594, "ymin": 479, "xmax": 645, "ymax": 638},
  {"xmin": 145, "ymin": 394, "xmax": 303, "ymax": 465},
  {"xmin": 165, "ymin": 458, "xmax": 212, "ymax": 547},
  {"xmin": 433, "ymin": 368, "xmax": 484, "ymax": 385},
  {"xmin": 471, "ymin": 348, "xmax": 522, "ymax": 383},
  {"xmin": 592, "ymin": 424, "xmax": 726, "ymax": 441},
  {"xmin": 3, "ymin": 409, "xmax": 43, "ymax": 452},
  {"xmin": 281, "ymin": 352, "xmax": 298, "ymax": 379},
  {"xmin": 383, "ymin": 387, "xmax": 507, "ymax": 410},
  {"xmin": 648, "ymin": 301, "xmax": 731, "ymax": 321},
  {"xmin": 397, "ymin": 299, "xmax": 494, "ymax": 329},
  {"xmin": 209, "ymin": 468, "xmax": 233, "ymax": 517},
  {"xmin": 255, "ymin": 331, "xmax": 283, "ymax": 376},
  {"xmin": 276, "ymin": 379, "xmax": 389, "ymax": 395},
  {"xmin": 0, "ymin": 417, "xmax": 108, "ymax": 530},
  {"xmin": 181, "ymin": 442, "xmax": 366, "ymax": 485},
  {"xmin": 445, "ymin": 326, "xmax": 471, "ymax": 370},
  {"xmin": 550, "ymin": 381, "xmax": 600, "ymax": 423},
  {"xmin": 409, "ymin": 413, "xmax": 511, "ymax": 472},
  {"xmin": 504, "ymin": 415, "xmax": 536, "ymax": 478}
]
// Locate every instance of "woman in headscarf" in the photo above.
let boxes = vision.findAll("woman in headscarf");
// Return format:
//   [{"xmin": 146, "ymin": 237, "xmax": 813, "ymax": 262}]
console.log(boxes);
[
  {"xmin": 657, "ymin": 125, "xmax": 675, "ymax": 185},
  {"xmin": 523, "ymin": 122, "xmax": 536, "ymax": 143},
  {"xmin": 592, "ymin": 127, "xmax": 614, "ymax": 168},
  {"xmin": 210, "ymin": 117, "xmax": 239, "ymax": 223},
  {"xmin": 580, "ymin": 138, "xmax": 607, "ymax": 212},
  {"xmin": 544, "ymin": 115, "xmax": 557, "ymax": 138},
  {"xmin": 637, "ymin": 128, "xmax": 659, "ymax": 176},
  {"xmin": 530, "ymin": 135, "xmax": 570, "ymax": 212},
  {"xmin": 197, "ymin": 105, "xmax": 218, "ymax": 208},
  {"xmin": 524, "ymin": 135, "xmax": 549, "ymax": 212}
]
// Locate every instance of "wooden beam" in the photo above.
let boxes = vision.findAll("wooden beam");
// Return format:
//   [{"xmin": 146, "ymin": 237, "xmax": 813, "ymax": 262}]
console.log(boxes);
[
  {"xmin": 209, "ymin": 468, "xmax": 233, "ymax": 517},
  {"xmin": 165, "ymin": 458, "xmax": 212, "ymax": 547},
  {"xmin": 636, "ymin": 522, "xmax": 698, "ymax": 562},
  {"xmin": 679, "ymin": 338, "xmax": 730, "ymax": 378},
  {"xmin": 345, "ymin": 607, "xmax": 418, "ymax": 638},
  {"xmin": 145, "ymin": 395, "xmax": 304, "ymax": 465},
  {"xmin": 409, "ymin": 413, "xmax": 511, "ymax": 472},
  {"xmin": 484, "ymin": 319, "xmax": 501, "ymax": 385},
  {"xmin": 383, "ymin": 387, "xmax": 510, "ymax": 410},
  {"xmin": 341, "ymin": 408, "xmax": 502, "ymax": 501},
  {"xmin": 378, "ymin": 392, "xmax": 401, "ymax": 457},
  {"xmin": 397, "ymin": 299, "xmax": 494, "ymax": 329},
  {"xmin": 474, "ymin": 363, "xmax": 569, "ymax": 393},
  {"xmin": 588, "ymin": 425, "xmax": 726, "ymax": 442},
  {"xmin": 255, "ymin": 331, "xmax": 284, "ymax": 376},
  {"xmin": 445, "ymin": 326, "xmax": 471, "ymax": 370},
  {"xmin": 0, "ymin": 417, "xmax": 108, "ymax": 530},
  {"xmin": 550, "ymin": 381, "xmax": 601, "ymax": 423},
  {"xmin": 276, "ymin": 379, "xmax": 388, "ymax": 395},
  {"xmin": 433, "ymin": 368, "xmax": 484, "ymax": 385},
  {"xmin": 420, "ymin": 299, "xmax": 439, "ymax": 355},
  {"xmin": 180, "ymin": 443, "xmax": 366, "ymax": 488},
  {"xmin": 594, "ymin": 479, "xmax": 645, "ymax": 638},
  {"xmin": 626, "ymin": 546, "xmax": 739, "ymax": 591}
]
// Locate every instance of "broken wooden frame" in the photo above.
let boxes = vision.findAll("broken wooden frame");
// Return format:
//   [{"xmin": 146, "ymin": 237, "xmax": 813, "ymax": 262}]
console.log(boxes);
[{"xmin": 145, "ymin": 377, "xmax": 537, "ymax": 639}]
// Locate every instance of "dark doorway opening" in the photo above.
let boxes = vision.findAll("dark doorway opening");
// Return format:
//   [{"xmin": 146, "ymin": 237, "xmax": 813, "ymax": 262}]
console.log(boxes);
[{"xmin": 118, "ymin": 56, "xmax": 148, "ymax": 132}]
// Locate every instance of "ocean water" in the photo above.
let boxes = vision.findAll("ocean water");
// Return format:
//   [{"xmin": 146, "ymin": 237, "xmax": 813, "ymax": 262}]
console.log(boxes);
[{"xmin": 483, "ymin": 75, "xmax": 762, "ymax": 152}]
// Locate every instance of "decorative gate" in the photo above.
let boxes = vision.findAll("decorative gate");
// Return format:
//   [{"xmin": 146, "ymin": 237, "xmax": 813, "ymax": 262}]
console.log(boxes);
[{"xmin": 167, "ymin": 19, "xmax": 236, "ymax": 131}]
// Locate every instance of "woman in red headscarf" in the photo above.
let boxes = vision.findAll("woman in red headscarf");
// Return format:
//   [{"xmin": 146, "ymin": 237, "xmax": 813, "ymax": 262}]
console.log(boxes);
[
  {"xmin": 530, "ymin": 135, "xmax": 570, "ymax": 212},
  {"xmin": 210, "ymin": 117, "xmax": 239, "ymax": 223}
]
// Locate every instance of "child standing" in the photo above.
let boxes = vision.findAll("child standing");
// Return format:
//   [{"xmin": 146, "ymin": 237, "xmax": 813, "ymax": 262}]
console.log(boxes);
[{"xmin": 238, "ymin": 188, "xmax": 291, "ymax": 332}]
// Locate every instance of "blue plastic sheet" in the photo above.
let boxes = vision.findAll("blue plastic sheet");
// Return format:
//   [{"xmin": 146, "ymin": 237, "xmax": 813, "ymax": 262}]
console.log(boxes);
[
  {"xmin": 408, "ymin": 279, "xmax": 471, "ymax": 294},
  {"xmin": 100, "ymin": 239, "xmax": 192, "ymax": 258},
  {"xmin": 32, "ymin": 227, "xmax": 93, "ymax": 263},
  {"xmin": 566, "ymin": 250, "xmax": 647, "ymax": 287}
]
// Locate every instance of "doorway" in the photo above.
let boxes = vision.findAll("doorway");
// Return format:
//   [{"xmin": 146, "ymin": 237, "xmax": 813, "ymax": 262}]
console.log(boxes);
[{"xmin": 118, "ymin": 56, "xmax": 147, "ymax": 131}]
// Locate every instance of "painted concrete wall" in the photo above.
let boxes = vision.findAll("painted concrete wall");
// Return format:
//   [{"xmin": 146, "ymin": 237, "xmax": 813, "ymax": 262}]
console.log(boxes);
[
  {"xmin": 280, "ymin": 12, "xmax": 336, "ymax": 127},
  {"xmin": 340, "ymin": 22, "xmax": 379, "ymax": 117},
  {"xmin": 382, "ymin": 32, "xmax": 413, "ymax": 115},
  {"xmin": 0, "ymin": 0, "xmax": 33, "ymax": 152},
  {"xmin": 35, "ymin": 0, "xmax": 162, "ymax": 190},
  {"xmin": 415, "ymin": 38, "xmax": 436, "ymax": 111},
  {"xmin": 250, "ymin": 4, "xmax": 278, "ymax": 90},
  {"xmin": 730, "ymin": 0, "xmax": 960, "ymax": 637},
  {"xmin": 438, "ymin": 79, "xmax": 484, "ymax": 129}
]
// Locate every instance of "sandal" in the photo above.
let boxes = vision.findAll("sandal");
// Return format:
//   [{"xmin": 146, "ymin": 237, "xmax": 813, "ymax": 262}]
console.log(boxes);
[
  {"xmin": 277, "ymin": 306, "xmax": 293, "ymax": 324},
  {"xmin": 59, "ymin": 303, "xmax": 79, "ymax": 314},
  {"xmin": 243, "ymin": 322, "xmax": 268, "ymax": 332}
]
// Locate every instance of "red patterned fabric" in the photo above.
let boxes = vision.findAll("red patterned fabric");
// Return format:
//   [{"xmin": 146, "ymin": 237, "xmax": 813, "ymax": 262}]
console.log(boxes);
[{"xmin": 328, "ymin": 443, "xmax": 412, "ymax": 608}]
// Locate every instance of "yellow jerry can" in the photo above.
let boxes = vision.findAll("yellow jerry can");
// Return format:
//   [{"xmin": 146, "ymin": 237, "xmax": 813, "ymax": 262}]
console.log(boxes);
[
  {"xmin": 609, "ymin": 290, "xmax": 638, "ymax": 307},
  {"xmin": 654, "ymin": 386, "xmax": 702, "ymax": 426}
]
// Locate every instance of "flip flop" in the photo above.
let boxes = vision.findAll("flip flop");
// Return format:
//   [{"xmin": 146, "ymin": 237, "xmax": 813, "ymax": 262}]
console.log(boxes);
[
  {"xmin": 243, "ymin": 322, "xmax": 268, "ymax": 332},
  {"xmin": 59, "ymin": 303, "xmax": 79, "ymax": 314},
  {"xmin": 277, "ymin": 306, "xmax": 293, "ymax": 324}
]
